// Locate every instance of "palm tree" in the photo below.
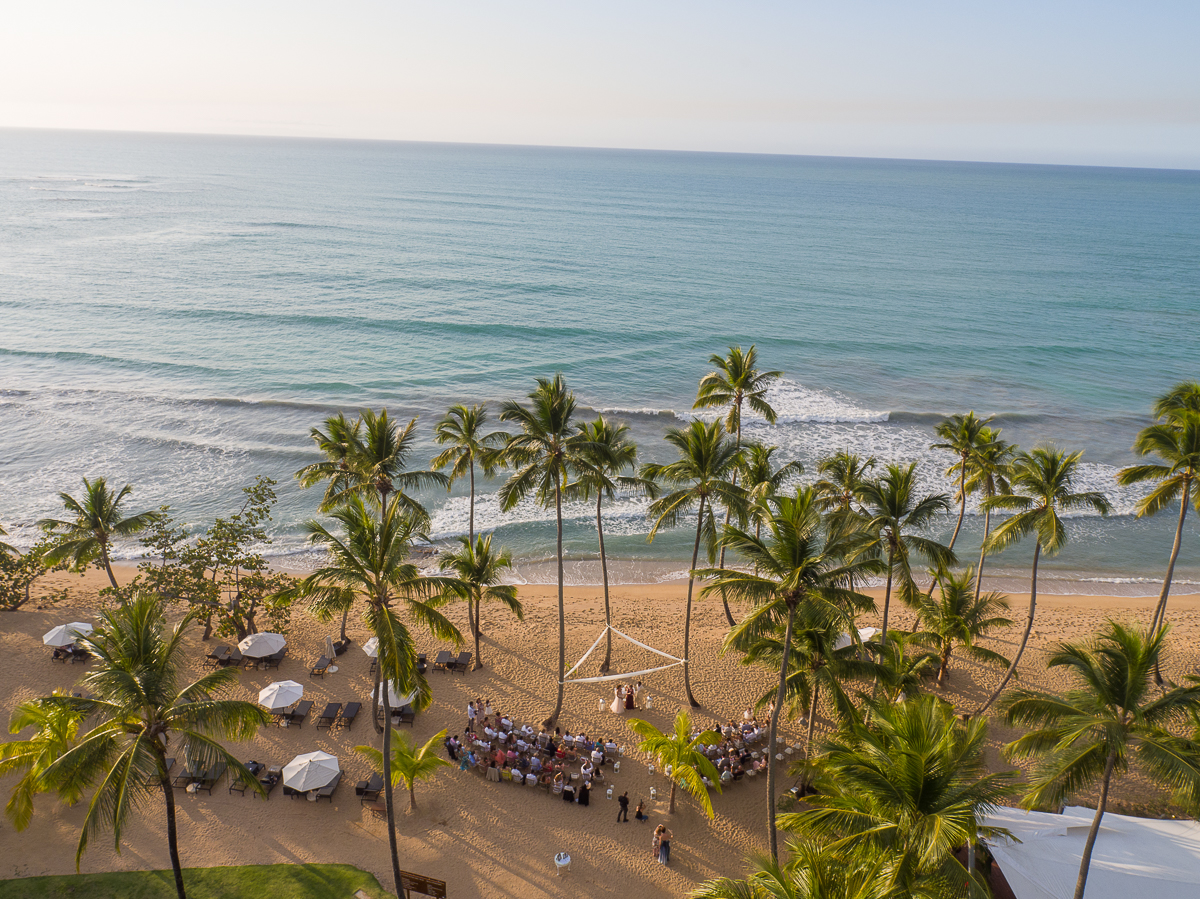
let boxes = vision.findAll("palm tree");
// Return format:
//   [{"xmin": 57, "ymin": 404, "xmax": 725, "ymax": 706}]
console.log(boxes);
[
  {"xmin": 643, "ymin": 419, "xmax": 744, "ymax": 707},
  {"xmin": 39, "ymin": 477, "xmax": 161, "ymax": 590},
  {"xmin": 300, "ymin": 496, "xmax": 461, "ymax": 897},
  {"xmin": 0, "ymin": 698, "xmax": 87, "ymax": 831},
  {"xmin": 568, "ymin": 415, "xmax": 656, "ymax": 671},
  {"xmin": 813, "ymin": 452, "xmax": 877, "ymax": 517},
  {"xmin": 628, "ymin": 710, "xmax": 722, "ymax": 816},
  {"xmin": 436, "ymin": 534, "xmax": 522, "ymax": 670},
  {"xmin": 356, "ymin": 727, "xmax": 453, "ymax": 812},
  {"xmin": 0, "ymin": 523, "xmax": 15, "ymax": 556},
  {"xmin": 1003, "ymin": 623, "xmax": 1200, "ymax": 899},
  {"xmin": 39, "ymin": 594, "xmax": 268, "ymax": 899},
  {"xmin": 497, "ymin": 374, "xmax": 581, "ymax": 726},
  {"xmin": 913, "ymin": 568, "xmax": 1012, "ymax": 687},
  {"xmin": 976, "ymin": 447, "xmax": 1110, "ymax": 715},
  {"xmin": 854, "ymin": 463, "xmax": 955, "ymax": 647},
  {"xmin": 962, "ymin": 428, "xmax": 1014, "ymax": 602},
  {"xmin": 931, "ymin": 413, "xmax": 996, "ymax": 554},
  {"xmin": 1116, "ymin": 407, "xmax": 1200, "ymax": 635},
  {"xmin": 693, "ymin": 345, "xmax": 783, "ymax": 626},
  {"xmin": 432, "ymin": 404, "xmax": 507, "ymax": 545},
  {"xmin": 698, "ymin": 487, "xmax": 875, "ymax": 861},
  {"xmin": 740, "ymin": 443, "xmax": 805, "ymax": 543},
  {"xmin": 861, "ymin": 631, "xmax": 940, "ymax": 705},
  {"xmin": 294, "ymin": 412, "xmax": 362, "ymax": 512},
  {"xmin": 691, "ymin": 840, "xmax": 897, "ymax": 899},
  {"xmin": 779, "ymin": 694, "xmax": 1014, "ymax": 899}
]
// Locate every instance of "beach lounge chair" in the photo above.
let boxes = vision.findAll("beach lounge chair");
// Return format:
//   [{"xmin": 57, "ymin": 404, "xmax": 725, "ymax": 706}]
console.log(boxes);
[
  {"xmin": 393, "ymin": 704, "xmax": 415, "ymax": 727},
  {"xmin": 338, "ymin": 702, "xmax": 361, "ymax": 731},
  {"xmin": 205, "ymin": 645, "xmax": 230, "ymax": 669},
  {"xmin": 229, "ymin": 761, "xmax": 264, "ymax": 795},
  {"xmin": 315, "ymin": 702, "xmax": 341, "ymax": 730},
  {"xmin": 364, "ymin": 800, "xmax": 387, "ymax": 819},
  {"xmin": 357, "ymin": 772, "xmax": 384, "ymax": 804},
  {"xmin": 221, "ymin": 649, "xmax": 243, "ymax": 668},
  {"xmin": 171, "ymin": 762, "xmax": 203, "ymax": 789},
  {"xmin": 196, "ymin": 761, "xmax": 227, "ymax": 794},
  {"xmin": 70, "ymin": 645, "xmax": 90, "ymax": 663},
  {"xmin": 51, "ymin": 647, "xmax": 70, "ymax": 663},
  {"xmin": 316, "ymin": 771, "xmax": 342, "ymax": 802},
  {"xmin": 433, "ymin": 650, "xmax": 453, "ymax": 672},
  {"xmin": 309, "ymin": 655, "xmax": 330, "ymax": 678},
  {"xmin": 263, "ymin": 648, "xmax": 286, "ymax": 670},
  {"xmin": 417, "ymin": 653, "xmax": 427, "ymax": 675},
  {"xmin": 452, "ymin": 651, "xmax": 471, "ymax": 673},
  {"xmin": 258, "ymin": 767, "xmax": 281, "ymax": 799},
  {"xmin": 283, "ymin": 785, "xmax": 302, "ymax": 799},
  {"xmin": 285, "ymin": 700, "xmax": 313, "ymax": 728},
  {"xmin": 369, "ymin": 657, "xmax": 377, "ymax": 676}
]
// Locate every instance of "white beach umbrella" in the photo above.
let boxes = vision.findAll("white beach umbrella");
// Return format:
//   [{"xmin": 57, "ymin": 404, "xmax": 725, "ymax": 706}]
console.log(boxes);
[
  {"xmin": 238, "ymin": 632, "xmax": 287, "ymax": 658},
  {"xmin": 258, "ymin": 680, "xmax": 304, "ymax": 711},
  {"xmin": 362, "ymin": 637, "xmax": 379, "ymax": 658},
  {"xmin": 374, "ymin": 682, "xmax": 418, "ymax": 708},
  {"xmin": 43, "ymin": 622, "xmax": 94, "ymax": 647},
  {"xmin": 282, "ymin": 751, "xmax": 340, "ymax": 792},
  {"xmin": 834, "ymin": 627, "xmax": 879, "ymax": 652}
]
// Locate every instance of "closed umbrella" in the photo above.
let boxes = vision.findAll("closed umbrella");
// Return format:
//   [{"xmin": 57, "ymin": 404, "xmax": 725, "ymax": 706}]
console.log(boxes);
[
  {"xmin": 362, "ymin": 637, "xmax": 379, "ymax": 658},
  {"xmin": 374, "ymin": 682, "xmax": 418, "ymax": 708},
  {"xmin": 258, "ymin": 680, "xmax": 303, "ymax": 711},
  {"xmin": 43, "ymin": 622, "xmax": 94, "ymax": 647},
  {"xmin": 238, "ymin": 632, "xmax": 287, "ymax": 658},
  {"xmin": 282, "ymin": 751, "xmax": 340, "ymax": 791}
]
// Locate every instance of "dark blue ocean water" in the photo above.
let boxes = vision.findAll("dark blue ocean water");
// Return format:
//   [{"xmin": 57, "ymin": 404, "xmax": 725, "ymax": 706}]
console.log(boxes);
[{"xmin": 2, "ymin": 129, "xmax": 1198, "ymax": 593}]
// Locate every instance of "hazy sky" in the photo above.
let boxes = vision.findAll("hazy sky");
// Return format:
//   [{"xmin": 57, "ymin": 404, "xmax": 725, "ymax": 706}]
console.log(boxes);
[{"xmin": 4, "ymin": 1, "xmax": 1199, "ymax": 167}]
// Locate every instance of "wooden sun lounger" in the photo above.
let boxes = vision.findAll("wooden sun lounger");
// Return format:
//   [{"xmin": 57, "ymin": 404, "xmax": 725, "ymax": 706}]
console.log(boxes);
[
  {"xmin": 285, "ymin": 700, "xmax": 313, "ymax": 728},
  {"xmin": 315, "ymin": 702, "xmax": 341, "ymax": 729},
  {"xmin": 338, "ymin": 702, "xmax": 361, "ymax": 731},
  {"xmin": 357, "ymin": 772, "xmax": 385, "ymax": 804},
  {"xmin": 316, "ymin": 771, "xmax": 343, "ymax": 802},
  {"xmin": 433, "ymin": 650, "xmax": 453, "ymax": 671}
]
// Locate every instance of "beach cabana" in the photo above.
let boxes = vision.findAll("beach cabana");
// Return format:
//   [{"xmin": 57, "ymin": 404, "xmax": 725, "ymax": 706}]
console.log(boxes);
[
  {"xmin": 373, "ymin": 682, "xmax": 418, "ymax": 708},
  {"xmin": 258, "ymin": 680, "xmax": 303, "ymax": 711},
  {"xmin": 42, "ymin": 622, "xmax": 94, "ymax": 647},
  {"xmin": 833, "ymin": 627, "xmax": 878, "ymax": 652},
  {"xmin": 362, "ymin": 636, "xmax": 379, "ymax": 658},
  {"xmin": 983, "ymin": 805, "xmax": 1200, "ymax": 899},
  {"xmin": 238, "ymin": 632, "xmax": 287, "ymax": 658},
  {"xmin": 282, "ymin": 750, "xmax": 340, "ymax": 792}
]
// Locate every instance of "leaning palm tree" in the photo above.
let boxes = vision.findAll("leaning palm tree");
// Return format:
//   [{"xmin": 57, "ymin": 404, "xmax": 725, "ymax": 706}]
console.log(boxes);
[
  {"xmin": 697, "ymin": 487, "xmax": 876, "ymax": 862},
  {"xmin": 568, "ymin": 415, "xmax": 656, "ymax": 671},
  {"xmin": 628, "ymin": 710, "xmax": 722, "ymax": 816},
  {"xmin": 1116, "ymin": 407, "xmax": 1200, "ymax": 635},
  {"xmin": 643, "ymin": 419, "xmax": 744, "ymax": 707},
  {"xmin": 436, "ymin": 534, "xmax": 522, "ymax": 670},
  {"xmin": 694, "ymin": 345, "xmax": 782, "ymax": 626},
  {"xmin": 976, "ymin": 447, "xmax": 1110, "ymax": 715},
  {"xmin": 932, "ymin": 413, "xmax": 996, "ymax": 554},
  {"xmin": 431, "ymin": 402, "xmax": 507, "ymax": 547},
  {"xmin": 300, "ymin": 496, "xmax": 461, "ymax": 897},
  {"xmin": 854, "ymin": 463, "xmax": 955, "ymax": 646},
  {"xmin": 39, "ymin": 477, "xmax": 161, "ymax": 590},
  {"xmin": 1003, "ymin": 623, "xmax": 1200, "ymax": 899},
  {"xmin": 38, "ymin": 594, "xmax": 268, "ymax": 899},
  {"xmin": 913, "ymin": 568, "xmax": 1012, "ymax": 687},
  {"xmin": 780, "ymin": 694, "xmax": 1014, "ymax": 899},
  {"xmin": 356, "ymin": 727, "xmax": 453, "ymax": 812},
  {"xmin": 497, "ymin": 373, "xmax": 581, "ymax": 726},
  {"xmin": 962, "ymin": 428, "xmax": 1014, "ymax": 601},
  {"xmin": 0, "ymin": 697, "xmax": 87, "ymax": 831}
]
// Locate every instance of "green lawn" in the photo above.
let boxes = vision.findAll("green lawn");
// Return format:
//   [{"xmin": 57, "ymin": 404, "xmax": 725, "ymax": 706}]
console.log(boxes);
[{"xmin": 0, "ymin": 864, "xmax": 395, "ymax": 899}]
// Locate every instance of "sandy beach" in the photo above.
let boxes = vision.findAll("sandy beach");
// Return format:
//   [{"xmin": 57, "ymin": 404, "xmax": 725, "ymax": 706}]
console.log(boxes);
[{"xmin": 3, "ymin": 564, "xmax": 1199, "ymax": 896}]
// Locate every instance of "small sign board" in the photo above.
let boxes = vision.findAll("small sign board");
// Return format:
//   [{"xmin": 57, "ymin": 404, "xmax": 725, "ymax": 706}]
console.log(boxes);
[{"xmin": 400, "ymin": 870, "xmax": 447, "ymax": 899}]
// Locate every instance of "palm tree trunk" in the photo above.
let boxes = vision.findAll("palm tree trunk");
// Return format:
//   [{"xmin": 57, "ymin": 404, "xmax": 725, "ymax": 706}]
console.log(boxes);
[
  {"xmin": 372, "ymin": 657, "xmax": 384, "ymax": 736},
  {"xmin": 473, "ymin": 590, "xmax": 484, "ymax": 669},
  {"xmin": 467, "ymin": 462, "xmax": 477, "ymax": 639},
  {"xmin": 683, "ymin": 498, "xmax": 705, "ymax": 708},
  {"xmin": 1074, "ymin": 751, "xmax": 1117, "ymax": 899},
  {"xmin": 880, "ymin": 546, "xmax": 895, "ymax": 646},
  {"xmin": 409, "ymin": 781, "xmax": 417, "ymax": 812},
  {"xmin": 766, "ymin": 601, "xmax": 796, "ymax": 864},
  {"xmin": 938, "ymin": 642, "xmax": 951, "ymax": 686},
  {"xmin": 805, "ymin": 681, "xmax": 820, "ymax": 764},
  {"xmin": 668, "ymin": 779, "xmax": 677, "ymax": 814},
  {"xmin": 339, "ymin": 603, "xmax": 350, "ymax": 643},
  {"xmin": 977, "ymin": 541, "xmax": 1040, "ymax": 716},
  {"xmin": 949, "ymin": 460, "xmax": 968, "ymax": 551},
  {"xmin": 1151, "ymin": 487, "xmax": 1189, "ymax": 634},
  {"xmin": 100, "ymin": 543, "xmax": 120, "ymax": 591},
  {"xmin": 974, "ymin": 503, "xmax": 993, "ymax": 603},
  {"xmin": 715, "ymin": 435, "xmax": 741, "ymax": 628},
  {"xmin": 598, "ymin": 493, "xmax": 612, "ymax": 672},
  {"xmin": 380, "ymin": 684, "xmax": 403, "ymax": 898},
  {"xmin": 159, "ymin": 755, "xmax": 187, "ymax": 899},
  {"xmin": 548, "ymin": 473, "xmax": 566, "ymax": 726}
]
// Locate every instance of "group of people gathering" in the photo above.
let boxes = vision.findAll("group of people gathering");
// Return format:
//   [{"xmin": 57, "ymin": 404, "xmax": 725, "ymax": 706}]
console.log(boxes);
[{"xmin": 700, "ymin": 715, "xmax": 772, "ymax": 781}]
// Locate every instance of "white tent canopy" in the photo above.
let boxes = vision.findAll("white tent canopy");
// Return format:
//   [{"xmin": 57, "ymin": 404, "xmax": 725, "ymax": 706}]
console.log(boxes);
[
  {"xmin": 362, "ymin": 637, "xmax": 379, "ymax": 658},
  {"xmin": 983, "ymin": 806, "xmax": 1200, "ymax": 899},
  {"xmin": 562, "ymin": 625, "xmax": 684, "ymax": 685}
]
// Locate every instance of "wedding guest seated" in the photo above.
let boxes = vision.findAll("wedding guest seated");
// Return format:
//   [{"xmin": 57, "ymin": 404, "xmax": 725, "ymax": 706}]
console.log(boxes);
[
  {"xmin": 580, "ymin": 760, "xmax": 594, "ymax": 781},
  {"xmin": 493, "ymin": 748, "xmax": 507, "ymax": 767},
  {"xmin": 506, "ymin": 748, "xmax": 518, "ymax": 766},
  {"xmin": 530, "ymin": 755, "xmax": 543, "ymax": 774},
  {"xmin": 590, "ymin": 746, "xmax": 604, "ymax": 767},
  {"xmin": 604, "ymin": 738, "xmax": 618, "ymax": 755},
  {"xmin": 500, "ymin": 715, "xmax": 513, "ymax": 730}
]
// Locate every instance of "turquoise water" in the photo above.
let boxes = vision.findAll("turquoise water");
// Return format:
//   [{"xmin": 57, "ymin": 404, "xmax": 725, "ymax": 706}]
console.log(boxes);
[{"xmin": 2, "ymin": 129, "xmax": 1198, "ymax": 593}]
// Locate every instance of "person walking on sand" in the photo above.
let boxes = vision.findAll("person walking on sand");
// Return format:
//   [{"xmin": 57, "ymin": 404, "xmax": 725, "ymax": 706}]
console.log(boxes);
[
  {"xmin": 617, "ymin": 790, "xmax": 629, "ymax": 822},
  {"xmin": 655, "ymin": 825, "xmax": 673, "ymax": 864}
]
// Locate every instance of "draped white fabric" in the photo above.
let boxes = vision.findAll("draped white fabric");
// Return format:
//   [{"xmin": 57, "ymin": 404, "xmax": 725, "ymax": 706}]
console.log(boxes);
[{"xmin": 560, "ymin": 625, "xmax": 685, "ymax": 685}]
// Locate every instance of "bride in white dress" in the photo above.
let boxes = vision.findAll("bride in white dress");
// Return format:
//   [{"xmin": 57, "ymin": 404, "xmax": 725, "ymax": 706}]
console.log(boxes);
[{"xmin": 610, "ymin": 684, "xmax": 624, "ymax": 714}]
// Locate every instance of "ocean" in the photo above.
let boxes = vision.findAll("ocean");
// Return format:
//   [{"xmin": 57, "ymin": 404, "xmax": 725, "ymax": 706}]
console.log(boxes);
[{"xmin": 2, "ymin": 128, "xmax": 1199, "ymax": 595}]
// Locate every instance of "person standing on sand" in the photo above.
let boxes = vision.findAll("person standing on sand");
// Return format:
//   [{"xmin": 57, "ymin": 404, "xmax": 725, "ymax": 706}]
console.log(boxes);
[
  {"xmin": 635, "ymin": 799, "xmax": 648, "ymax": 822},
  {"xmin": 617, "ymin": 790, "xmax": 629, "ymax": 822},
  {"xmin": 610, "ymin": 685, "xmax": 624, "ymax": 714},
  {"xmin": 655, "ymin": 825, "xmax": 673, "ymax": 864},
  {"xmin": 466, "ymin": 700, "xmax": 476, "ymax": 731}
]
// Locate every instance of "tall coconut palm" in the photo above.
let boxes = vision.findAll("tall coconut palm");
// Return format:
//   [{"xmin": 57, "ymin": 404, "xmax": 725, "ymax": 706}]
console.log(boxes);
[
  {"xmin": 962, "ymin": 429, "xmax": 1014, "ymax": 601},
  {"xmin": 854, "ymin": 463, "xmax": 955, "ymax": 647},
  {"xmin": 931, "ymin": 413, "xmax": 997, "ymax": 554},
  {"xmin": 779, "ymin": 694, "xmax": 1014, "ymax": 899},
  {"xmin": 568, "ymin": 415, "xmax": 656, "ymax": 671},
  {"xmin": 1003, "ymin": 623, "xmax": 1200, "ymax": 899},
  {"xmin": 431, "ymin": 402, "xmax": 508, "ymax": 559},
  {"xmin": 0, "ymin": 698, "xmax": 87, "ymax": 831},
  {"xmin": 497, "ymin": 374, "xmax": 581, "ymax": 726},
  {"xmin": 976, "ymin": 447, "xmax": 1110, "ymax": 715},
  {"xmin": 39, "ymin": 477, "xmax": 161, "ymax": 590},
  {"xmin": 643, "ymin": 419, "xmax": 744, "ymax": 708},
  {"xmin": 861, "ymin": 631, "xmax": 940, "ymax": 705},
  {"xmin": 300, "ymin": 496, "xmax": 462, "ymax": 897},
  {"xmin": 913, "ymin": 568, "xmax": 1012, "ymax": 687},
  {"xmin": 740, "ymin": 443, "xmax": 805, "ymax": 542},
  {"xmin": 39, "ymin": 595, "xmax": 269, "ymax": 899},
  {"xmin": 694, "ymin": 345, "xmax": 783, "ymax": 626},
  {"xmin": 628, "ymin": 710, "xmax": 722, "ymax": 816},
  {"xmin": 814, "ymin": 452, "xmax": 877, "ymax": 518},
  {"xmin": 436, "ymin": 534, "xmax": 522, "ymax": 670},
  {"xmin": 294, "ymin": 412, "xmax": 362, "ymax": 512},
  {"xmin": 1116, "ymin": 408, "xmax": 1200, "ymax": 635},
  {"xmin": 691, "ymin": 839, "xmax": 897, "ymax": 899},
  {"xmin": 697, "ymin": 488, "xmax": 876, "ymax": 862},
  {"xmin": 355, "ymin": 727, "xmax": 453, "ymax": 812}
]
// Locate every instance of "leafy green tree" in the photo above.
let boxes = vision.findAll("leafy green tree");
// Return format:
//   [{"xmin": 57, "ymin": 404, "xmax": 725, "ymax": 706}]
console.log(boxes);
[
  {"xmin": 691, "ymin": 839, "xmax": 899, "ymax": 899},
  {"xmin": 0, "ymin": 697, "xmax": 87, "ymax": 830},
  {"xmin": 931, "ymin": 413, "xmax": 997, "ymax": 554},
  {"xmin": 780, "ymin": 694, "xmax": 1013, "ymax": 899},
  {"xmin": 437, "ymin": 534, "xmax": 522, "ymax": 670},
  {"xmin": 977, "ymin": 447, "xmax": 1110, "ymax": 714},
  {"xmin": 693, "ymin": 345, "xmax": 783, "ymax": 626},
  {"xmin": 356, "ymin": 727, "xmax": 453, "ymax": 812},
  {"xmin": 913, "ymin": 568, "xmax": 1011, "ymax": 687},
  {"xmin": 294, "ymin": 412, "xmax": 362, "ymax": 511},
  {"xmin": 858, "ymin": 631, "xmax": 940, "ymax": 705},
  {"xmin": 813, "ymin": 452, "xmax": 877, "ymax": 517},
  {"xmin": 740, "ymin": 443, "xmax": 805, "ymax": 543},
  {"xmin": 0, "ymin": 535, "xmax": 56, "ymax": 611},
  {"xmin": 38, "ymin": 477, "xmax": 161, "ymax": 590},
  {"xmin": 628, "ymin": 710, "xmax": 722, "ymax": 816},
  {"xmin": 643, "ymin": 419, "xmax": 744, "ymax": 707},
  {"xmin": 854, "ymin": 463, "xmax": 954, "ymax": 646},
  {"xmin": 961, "ymin": 428, "xmax": 1013, "ymax": 602},
  {"xmin": 1003, "ymin": 622, "xmax": 1200, "ymax": 899},
  {"xmin": 39, "ymin": 595, "xmax": 268, "ymax": 899},
  {"xmin": 697, "ymin": 487, "xmax": 874, "ymax": 861},
  {"xmin": 568, "ymin": 415, "xmax": 656, "ymax": 671},
  {"xmin": 497, "ymin": 374, "xmax": 582, "ymax": 725}
]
